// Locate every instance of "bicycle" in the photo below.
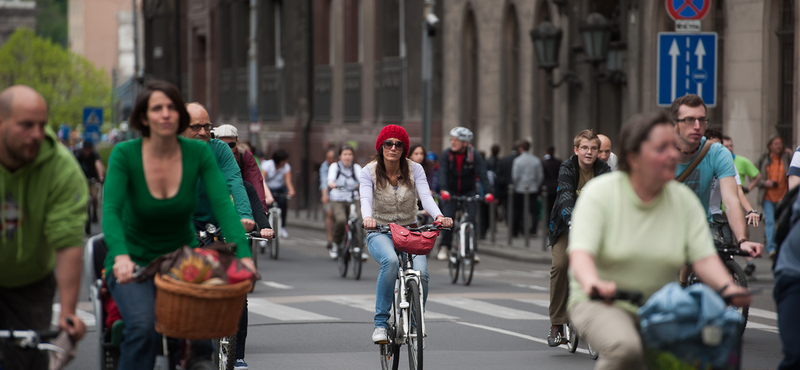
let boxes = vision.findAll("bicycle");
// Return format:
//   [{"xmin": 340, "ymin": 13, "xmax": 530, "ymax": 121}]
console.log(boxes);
[
  {"xmin": 85, "ymin": 234, "xmax": 248, "ymax": 370},
  {"xmin": 0, "ymin": 326, "xmax": 69, "ymax": 370},
  {"xmin": 446, "ymin": 195, "xmax": 480, "ymax": 285},
  {"xmin": 338, "ymin": 201, "xmax": 364, "ymax": 279},
  {"xmin": 263, "ymin": 193, "xmax": 287, "ymax": 259},
  {"xmin": 369, "ymin": 223, "xmax": 446, "ymax": 370}
]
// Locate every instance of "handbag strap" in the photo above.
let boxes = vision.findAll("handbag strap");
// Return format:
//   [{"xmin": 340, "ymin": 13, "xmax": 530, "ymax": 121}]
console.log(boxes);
[{"xmin": 676, "ymin": 141, "xmax": 712, "ymax": 183}]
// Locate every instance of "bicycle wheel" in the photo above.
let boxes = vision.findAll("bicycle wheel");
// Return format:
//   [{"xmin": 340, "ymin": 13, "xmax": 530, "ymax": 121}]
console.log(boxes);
[
  {"xmin": 269, "ymin": 208, "xmax": 281, "ymax": 259},
  {"xmin": 407, "ymin": 280, "xmax": 423, "ymax": 370},
  {"xmin": 379, "ymin": 342, "xmax": 400, "ymax": 370},
  {"xmin": 215, "ymin": 335, "xmax": 237, "ymax": 370},
  {"xmin": 250, "ymin": 239, "xmax": 258, "ymax": 269},
  {"xmin": 338, "ymin": 237, "xmax": 350, "ymax": 278},
  {"xmin": 447, "ymin": 249, "xmax": 459, "ymax": 284},
  {"xmin": 566, "ymin": 323, "xmax": 579, "ymax": 353},
  {"xmin": 461, "ymin": 225, "xmax": 475, "ymax": 286},
  {"xmin": 587, "ymin": 341, "xmax": 598, "ymax": 360},
  {"xmin": 725, "ymin": 260, "xmax": 749, "ymax": 335},
  {"xmin": 351, "ymin": 227, "xmax": 363, "ymax": 280}
]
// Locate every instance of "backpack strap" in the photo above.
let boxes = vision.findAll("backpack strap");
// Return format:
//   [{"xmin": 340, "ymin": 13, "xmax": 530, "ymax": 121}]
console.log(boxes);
[{"xmin": 676, "ymin": 141, "xmax": 713, "ymax": 183}]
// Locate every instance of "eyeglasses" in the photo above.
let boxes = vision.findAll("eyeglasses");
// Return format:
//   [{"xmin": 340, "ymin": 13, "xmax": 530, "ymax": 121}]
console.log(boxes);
[
  {"xmin": 382, "ymin": 140, "xmax": 405, "ymax": 150},
  {"xmin": 188, "ymin": 124, "xmax": 212, "ymax": 132},
  {"xmin": 676, "ymin": 117, "xmax": 709, "ymax": 124},
  {"xmin": 577, "ymin": 146, "xmax": 598, "ymax": 152},
  {"xmin": 226, "ymin": 141, "xmax": 237, "ymax": 148}
]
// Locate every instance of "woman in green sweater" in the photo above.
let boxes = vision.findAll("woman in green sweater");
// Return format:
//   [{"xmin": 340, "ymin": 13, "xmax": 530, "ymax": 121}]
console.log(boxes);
[{"xmin": 102, "ymin": 80, "xmax": 255, "ymax": 370}]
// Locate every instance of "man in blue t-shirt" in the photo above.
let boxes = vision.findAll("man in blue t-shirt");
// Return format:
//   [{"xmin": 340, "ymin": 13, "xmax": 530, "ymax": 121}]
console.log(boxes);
[{"xmin": 671, "ymin": 95, "xmax": 763, "ymax": 285}]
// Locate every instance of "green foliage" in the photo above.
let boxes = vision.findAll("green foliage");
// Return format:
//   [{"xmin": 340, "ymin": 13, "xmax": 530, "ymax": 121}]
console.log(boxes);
[
  {"xmin": 35, "ymin": 0, "xmax": 68, "ymax": 47},
  {"xmin": 0, "ymin": 28, "xmax": 111, "ymax": 131}
]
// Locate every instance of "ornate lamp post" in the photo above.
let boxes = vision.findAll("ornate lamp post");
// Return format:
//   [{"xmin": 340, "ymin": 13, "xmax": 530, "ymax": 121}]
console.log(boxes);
[{"xmin": 530, "ymin": 21, "xmax": 580, "ymax": 88}]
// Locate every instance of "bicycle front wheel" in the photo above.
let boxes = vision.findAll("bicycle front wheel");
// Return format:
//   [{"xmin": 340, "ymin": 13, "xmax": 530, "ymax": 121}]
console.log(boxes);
[
  {"xmin": 447, "ymin": 249, "xmax": 459, "ymax": 284},
  {"xmin": 351, "ymin": 227, "xmax": 363, "ymax": 280},
  {"xmin": 726, "ymin": 260, "xmax": 749, "ymax": 335},
  {"xmin": 461, "ymin": 225, "xmax": 475, "ymax": 286},
  {"xmin": 407, "ymin": 280, "xmax": 423, "ymax": 370},
  {"xmin": 338, "ymin": 238, "xmax": 349, "ymax": 278},
  {"xmin": 566, "ymin": 323, "xmax": 579, "ymax": 353},
  {"xmin": 216, "ymin": 335, "xmax": 237, "ymax": 370}
]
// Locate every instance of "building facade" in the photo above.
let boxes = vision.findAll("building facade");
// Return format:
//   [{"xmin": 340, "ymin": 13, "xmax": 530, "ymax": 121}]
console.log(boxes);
[
  {"xmin": 141, "ymin": 0, "xmax": 800, "ymax": 207},
  {"xmin": 0, "ymin": 0, "xmax": 36, "ymax": 47},
  {"xmin": 68, "ymin": 0, "xmax": 136, "ymax": 82}
]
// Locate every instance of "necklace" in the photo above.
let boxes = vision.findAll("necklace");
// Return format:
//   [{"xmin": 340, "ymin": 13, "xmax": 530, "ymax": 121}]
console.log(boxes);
[{"xmin": 677, "ymin": 142, "xmax": 701, "ymax": 155}]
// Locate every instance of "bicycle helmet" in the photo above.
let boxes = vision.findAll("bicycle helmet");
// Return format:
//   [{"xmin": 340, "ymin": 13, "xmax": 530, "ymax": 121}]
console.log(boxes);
[
  {"xmin": 426, "ymin": 151, "xmax": 438, "ymax": 161},
  {"xmin": 450, "ymin": 127, "xmax": 473, "ymax": 143}
]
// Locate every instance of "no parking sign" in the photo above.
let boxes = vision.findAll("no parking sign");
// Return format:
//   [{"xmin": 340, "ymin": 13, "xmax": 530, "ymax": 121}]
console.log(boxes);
[{"xmin": 666, "ymin": 0, "xmax": 711, "ymax": 20}]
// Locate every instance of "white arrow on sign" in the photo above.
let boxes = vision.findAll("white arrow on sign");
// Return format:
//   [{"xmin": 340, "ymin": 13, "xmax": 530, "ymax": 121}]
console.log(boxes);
[
  {"xmin": 669, "ymin": 39, "xmax": 680, "ymax": 102},
  {"xmin": 694, "ymin": 39, "xmax": 706, "ymax": 99}
]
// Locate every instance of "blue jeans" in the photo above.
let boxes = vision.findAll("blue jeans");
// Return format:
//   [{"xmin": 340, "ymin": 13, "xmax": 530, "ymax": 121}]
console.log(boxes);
[
  {"xmin": 367, "ymin": 232, "xmax": 428, "ymax": 329},
  {"xmin": 106, "ymin": 275, "xmax": 161, "ymax": 370},
  {"xmin": 774, "ymin": 273, "xmax": 800, "ymax": 370},
  {"xmin": 764, "ymin": 200, "xmax": 777, "ymax": 254}
]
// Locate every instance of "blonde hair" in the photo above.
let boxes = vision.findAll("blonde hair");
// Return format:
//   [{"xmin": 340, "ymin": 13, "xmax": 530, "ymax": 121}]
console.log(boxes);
[{"xmin": 573, "ymin": 129, "xmax": 601, "ymax": 148}]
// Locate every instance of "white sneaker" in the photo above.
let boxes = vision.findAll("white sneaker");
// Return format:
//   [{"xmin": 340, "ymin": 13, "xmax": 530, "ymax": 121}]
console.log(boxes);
[
  {"xmin": 329, "ymin": 244, "xmax": 339, "ymax": 259},
  {"xmin": 361, "ymin": 252, "xmax": 369, "ymax": 261},
  {"xmin": 280, "ymin": 227, "xmax": 289, "ymax": 238},
  {"xmin": 473, "ymin": 253, "xmax": 481, "ymax": 263},
  {"xmin": 372, "ymin": 327, "xmax": 388, "ymax": 343},
  {"xmin": 436, "ymin": 248, "xmax": 448, "ymax": 261}
]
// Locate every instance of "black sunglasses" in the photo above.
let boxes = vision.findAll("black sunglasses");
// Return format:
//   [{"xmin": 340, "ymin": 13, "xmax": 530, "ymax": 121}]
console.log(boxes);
[
  {"xmin": 226, "ymin": 141, "xmax": 237, "ymax": 148},
  {"xmin": 382, "ymin": 140, "xmax": 405, "ymax": 150}
]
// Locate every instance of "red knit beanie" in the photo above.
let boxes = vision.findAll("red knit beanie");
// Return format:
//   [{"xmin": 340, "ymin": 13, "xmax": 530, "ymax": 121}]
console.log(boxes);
[{"xmin": 375, "ymin": 124, "xmax": 410, "ymax": 157}]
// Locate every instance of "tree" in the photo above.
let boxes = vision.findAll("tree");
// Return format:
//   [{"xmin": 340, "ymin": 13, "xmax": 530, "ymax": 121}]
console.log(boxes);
[
  {"xmin": 0, "ymin": 28, "xmax": 111, "ymax": 130},
  {"xmin": 36, "ymin": 0, "xmax": 68, "ymax": 47}
]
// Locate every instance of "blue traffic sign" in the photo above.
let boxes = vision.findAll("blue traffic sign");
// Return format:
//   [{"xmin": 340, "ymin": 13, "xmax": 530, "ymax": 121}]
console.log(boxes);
[
  {"xmin": 657, "ymin": 33, "xmax": 717, "ymax": 107},
  {"xmin": 82, "ymin": 107, "xmax": 103, "ymax": 143}
]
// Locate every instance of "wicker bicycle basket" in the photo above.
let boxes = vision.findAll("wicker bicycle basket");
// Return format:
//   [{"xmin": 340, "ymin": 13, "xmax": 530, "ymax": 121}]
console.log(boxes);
[{"xmin": 153, "ymin": 273, "xmax": 251, "ymax": 340}]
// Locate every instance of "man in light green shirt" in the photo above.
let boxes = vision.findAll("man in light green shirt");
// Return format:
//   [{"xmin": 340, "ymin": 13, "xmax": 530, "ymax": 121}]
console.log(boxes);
[{"xmin": 723, "ymin": 135, "xmax": 760, "ymax": 194}]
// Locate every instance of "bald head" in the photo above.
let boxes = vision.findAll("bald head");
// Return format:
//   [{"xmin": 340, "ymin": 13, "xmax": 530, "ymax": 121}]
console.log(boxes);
[
  {"xmin": 597, "ymin": 134, "xmax": 612, "ymax": 163},
  {"xmin": 183, "ymin": 102, "xmax": 212, "ymax": 142},
  {"xmin": 0, "ymin": 85, "xmax": 49, "ymax": 171}
]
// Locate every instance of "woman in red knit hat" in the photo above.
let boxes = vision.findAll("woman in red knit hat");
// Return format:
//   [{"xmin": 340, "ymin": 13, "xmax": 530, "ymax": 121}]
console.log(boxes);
[{"xmin": 360, "ymin": 124, "xmax": 453, "ymax": 343}]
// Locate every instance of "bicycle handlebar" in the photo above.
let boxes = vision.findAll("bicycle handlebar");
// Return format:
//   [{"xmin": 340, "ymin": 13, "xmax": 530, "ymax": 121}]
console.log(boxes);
[
  {"xmin": 366, "ymin": 223, "xmax": 451, "ymax": 233},
  {"xmin": 246, "ymin": 230, "xmax": 272, "ymax": 242}
]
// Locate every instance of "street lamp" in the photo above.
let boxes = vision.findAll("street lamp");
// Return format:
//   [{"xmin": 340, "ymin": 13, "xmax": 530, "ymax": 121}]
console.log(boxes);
[
  {"xmin": 530, "ymin": 21, "xmax": 580, "ymax": 88},
  {"xmin": 579, "ymin": 12, "xmax": 612, "ymax": 67}
]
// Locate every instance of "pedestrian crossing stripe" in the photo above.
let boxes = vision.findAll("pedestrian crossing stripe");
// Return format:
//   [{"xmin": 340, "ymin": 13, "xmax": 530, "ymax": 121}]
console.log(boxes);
[
  {"xmin": 429, "ymin": 297, "xmax": 549, "ymax": 320},
  {"xmin": 248, "ymin": 298, "xmax": 337, "ymax": 321}
]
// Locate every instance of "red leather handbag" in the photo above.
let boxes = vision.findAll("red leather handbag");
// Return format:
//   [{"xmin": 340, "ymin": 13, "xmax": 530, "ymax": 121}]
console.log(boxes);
[{"xmin": 389, "ymin": 223, "xmax": 440, "ymax": 255}]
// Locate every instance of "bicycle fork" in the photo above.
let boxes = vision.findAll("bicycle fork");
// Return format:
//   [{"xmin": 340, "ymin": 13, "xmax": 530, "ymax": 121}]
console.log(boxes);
[{"xmin": 395, "ymin": 270, "xmax": 425, "ymax": 344}]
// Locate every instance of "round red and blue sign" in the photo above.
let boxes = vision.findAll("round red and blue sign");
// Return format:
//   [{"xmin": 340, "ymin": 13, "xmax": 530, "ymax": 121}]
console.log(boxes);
[{"xmin": 666, "ymin": 0, "xmax": 711, "ymax": 20}]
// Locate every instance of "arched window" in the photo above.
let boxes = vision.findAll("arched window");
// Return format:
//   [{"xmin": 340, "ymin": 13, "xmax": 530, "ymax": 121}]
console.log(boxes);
[
  {"xmin": 501, "ymin": 3, "xmax": 520, "ymax": 149},
  {"xmin": 462, "ymin": 8, "xmax": 478, "ymax": 134},
  {"xmin": 777, "ymin": 0, "xmax": 795, "ymax": 145}
]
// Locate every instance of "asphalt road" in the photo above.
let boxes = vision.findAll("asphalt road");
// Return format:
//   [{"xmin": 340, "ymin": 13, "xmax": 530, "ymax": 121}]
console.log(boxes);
[{"xmin": 66, "ymin": 223, "xmax": 783, "ymax": 370}]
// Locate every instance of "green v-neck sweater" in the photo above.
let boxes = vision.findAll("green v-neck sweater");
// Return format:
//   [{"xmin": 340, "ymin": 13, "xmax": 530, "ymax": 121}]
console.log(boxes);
[{"xmin": 102, "ymin": 137, "xmax": 250, "ymax": 273}]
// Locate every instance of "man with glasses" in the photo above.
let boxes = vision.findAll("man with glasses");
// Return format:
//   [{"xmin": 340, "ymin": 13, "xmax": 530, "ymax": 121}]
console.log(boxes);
[
  {"xmin": 671, "ymin": 94, "xmax": 763, "ymax": 286},
  {"xmin": 547, "ymin": 129, "xmax": 611, "ymax": 347},
  {"xmin": 182, "ymin": 103, "xmax": 255, "ymax": 233}
]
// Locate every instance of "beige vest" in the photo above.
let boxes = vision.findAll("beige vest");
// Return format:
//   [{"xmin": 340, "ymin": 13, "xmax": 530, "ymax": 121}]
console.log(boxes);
[{"xmin": 367, "ymin": 159, "xmax": 418, "ymax": 225}]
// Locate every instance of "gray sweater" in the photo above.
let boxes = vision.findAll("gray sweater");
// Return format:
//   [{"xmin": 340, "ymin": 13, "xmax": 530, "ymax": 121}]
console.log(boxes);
[{"xmin": 512, "ymin": 152, "xmax": 544, "ymax": 193}]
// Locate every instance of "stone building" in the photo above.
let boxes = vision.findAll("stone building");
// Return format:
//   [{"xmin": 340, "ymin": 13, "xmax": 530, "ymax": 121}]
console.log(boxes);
[
  {"xmin": 0, "ymin": 0, "xmax": 36, "ymax": 47},
  {"xmin": 141, "ymin": 0, "xmax": 799, "ymax": 207}
]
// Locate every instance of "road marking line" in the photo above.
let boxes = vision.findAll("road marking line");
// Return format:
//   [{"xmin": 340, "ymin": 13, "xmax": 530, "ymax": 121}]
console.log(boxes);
[
  {"xmin": 248, "ymin": 298, "xmax": 338, "ymax": 321},
  {"xmin": 261, "ymin": 281, "xmax": 294, "ymax": 289},
  {"xmin": 746, "ymin": 321, "xmax": 779, "ymax": 333},
  {"xmin": 457, "ymin": 322, "xmax": 589, "ymax": 354},
  {"xmin": 748, "ymin": 308, "xmax": 777, "ymax": 320},
  {"xmin": 322, "ymin": 296, "xmax": 458, "ymax": 320},
  {"xmin": 52, "ymin": 304, "xmax": 96, "ymax": 327},
  {"xmin": 514, "ymin": 299, "xmax": 550, "ymax": 308},
  {"xmin": 429, "ymin": 297, "xmax": 549, "ymax": 320},
  {"xmin": 511, "ymin": 284, "xmax": 549, "ymax": 291}
]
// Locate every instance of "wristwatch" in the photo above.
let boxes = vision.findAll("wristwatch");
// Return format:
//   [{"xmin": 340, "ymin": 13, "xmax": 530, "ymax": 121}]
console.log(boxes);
[
  {"xmin": 737, "ymin": 238, "xmax": 749, "ymax": 247},
  {"xmin": 747, "ymin": 209, "xmax": 758, "ymax": 215}
]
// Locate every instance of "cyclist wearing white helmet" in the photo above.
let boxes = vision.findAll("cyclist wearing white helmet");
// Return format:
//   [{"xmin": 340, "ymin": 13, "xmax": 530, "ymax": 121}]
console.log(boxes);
[{"xmin": 436, "ymin": 127, "xmax": 494, "ymax": 261}]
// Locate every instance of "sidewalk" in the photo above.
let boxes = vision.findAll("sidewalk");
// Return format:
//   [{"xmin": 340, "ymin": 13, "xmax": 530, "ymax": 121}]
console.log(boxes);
[{"xmin": 285, "ymin": 209, "xmax": 554, "ymax": 265}]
